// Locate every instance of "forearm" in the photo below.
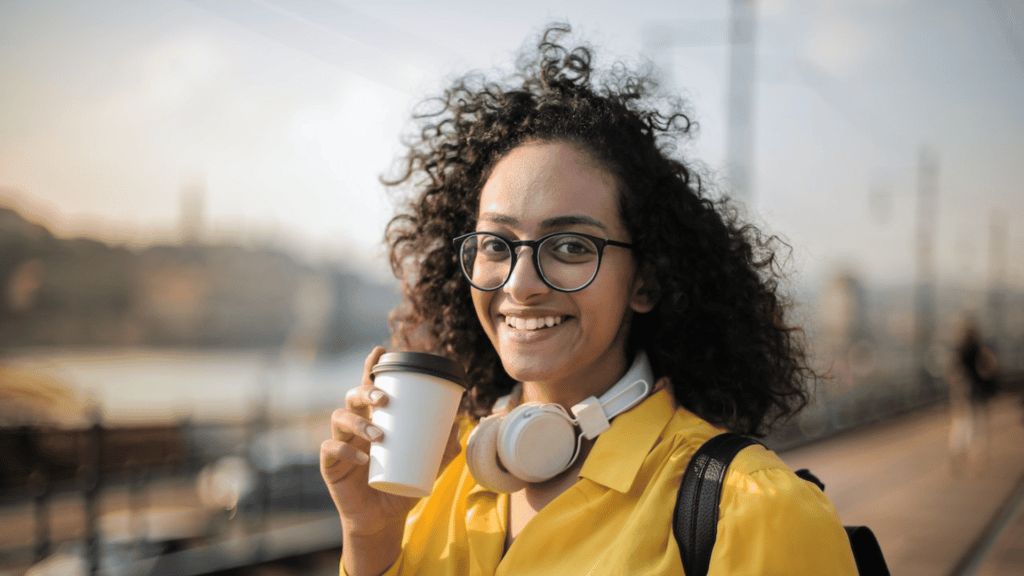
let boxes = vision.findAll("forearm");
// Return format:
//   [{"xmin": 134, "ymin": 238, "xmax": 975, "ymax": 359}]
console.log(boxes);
[{"xmin": 342, "ymin": 522, "xmax": 405, "ymax": 576}]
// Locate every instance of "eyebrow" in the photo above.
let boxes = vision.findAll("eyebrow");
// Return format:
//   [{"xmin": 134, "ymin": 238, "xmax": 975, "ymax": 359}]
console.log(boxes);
[{"xmin": 478, "ymin": 212, "xmax": 609, "ymax": 233}]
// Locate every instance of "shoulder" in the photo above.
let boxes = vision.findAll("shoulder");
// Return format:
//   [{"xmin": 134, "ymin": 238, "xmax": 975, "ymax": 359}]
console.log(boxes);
[
  {"xmin": 712, "ymin": 444, "xmax": 857, "ymax": 574},
  {"xmin": 720, "ymin": 443, "xmax": 829, "ymax": 515},
  {"xmin": 677, "ymin": 432, "xmax": 844, "ymax": 530},
  {"xmin": 656, "ymin": 406, "xmax": 811, "ymax": 502},
  {"xmin": 658, "ymin": 404, "xmax": 857, "ymax": 573}
]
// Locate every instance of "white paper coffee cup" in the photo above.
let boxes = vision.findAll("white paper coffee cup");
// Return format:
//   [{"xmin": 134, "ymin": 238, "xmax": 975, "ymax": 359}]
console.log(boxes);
[{"xmin": 368, "ymin": 352, "xmax": 467, "ymax": 498}]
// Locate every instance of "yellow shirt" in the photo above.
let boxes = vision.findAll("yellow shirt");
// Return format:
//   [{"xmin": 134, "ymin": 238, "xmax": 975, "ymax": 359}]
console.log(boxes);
[{"xmin": 346, "ymin": 386, "xmax": 858, "ymax": 575}]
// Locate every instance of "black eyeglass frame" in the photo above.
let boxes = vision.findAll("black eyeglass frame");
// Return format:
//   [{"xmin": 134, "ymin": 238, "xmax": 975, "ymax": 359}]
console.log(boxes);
[{"xmin": 452, "ymin": 230, "xmax": 635, "ymax": 293}]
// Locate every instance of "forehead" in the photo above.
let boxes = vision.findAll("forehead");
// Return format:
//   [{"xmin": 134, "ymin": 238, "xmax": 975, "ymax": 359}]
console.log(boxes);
[{"xmin": 478, "ymin": 140, "xmax": 623, "ymax": 234}]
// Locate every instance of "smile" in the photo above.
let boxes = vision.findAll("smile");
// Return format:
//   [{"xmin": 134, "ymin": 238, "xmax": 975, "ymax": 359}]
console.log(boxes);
[{"xmin": 503, "ymin": 315, "xmax": 566, "ymax": 331}]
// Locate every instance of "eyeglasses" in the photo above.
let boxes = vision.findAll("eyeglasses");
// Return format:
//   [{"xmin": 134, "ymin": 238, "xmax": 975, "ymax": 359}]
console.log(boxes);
[{"xmin": 452, "ymin": 231, "xmax": 634, "ymax": 293}]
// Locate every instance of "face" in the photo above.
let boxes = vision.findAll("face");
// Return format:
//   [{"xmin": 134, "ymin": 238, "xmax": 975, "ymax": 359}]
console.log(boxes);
[{"xmin": 470, "ymin": 140, "xmax": 656, "ymax": 399}]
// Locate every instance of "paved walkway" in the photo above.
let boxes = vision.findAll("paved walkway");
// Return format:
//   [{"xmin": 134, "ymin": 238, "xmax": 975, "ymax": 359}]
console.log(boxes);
[
  {"xmin": 974, "ymin": 481, "xmax": 1024, "ymax": 576},
  {"xmin": 972, "ymin": 474, "xmax": 1024, "ymax": 576},
  {"xmin": 781, "ymin": 393, "xmax": 1024, "ymax": 576}
]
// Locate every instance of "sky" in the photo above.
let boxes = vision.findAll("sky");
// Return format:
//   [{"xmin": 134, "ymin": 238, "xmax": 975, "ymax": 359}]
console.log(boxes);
[{"xmin": 1, "ymin": 0, "xmax": 1022, "ymax": 292}]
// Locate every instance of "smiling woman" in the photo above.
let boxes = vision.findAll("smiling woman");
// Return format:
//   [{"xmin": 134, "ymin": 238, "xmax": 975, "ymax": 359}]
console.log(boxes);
[{"xmin": 318, "ymin": 24, "xmax": 858, "ymax": 576}]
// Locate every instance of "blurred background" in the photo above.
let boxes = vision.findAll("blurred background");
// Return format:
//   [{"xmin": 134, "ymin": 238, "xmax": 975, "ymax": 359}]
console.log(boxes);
[{"xmin": 1, "ymin": 1, "xmax": 1023, "ymax": 575}]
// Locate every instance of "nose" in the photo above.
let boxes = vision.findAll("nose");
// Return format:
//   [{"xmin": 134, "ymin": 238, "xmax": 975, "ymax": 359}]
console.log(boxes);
[{"xmin": 504, "ymin": 246, "xmax": 548, "ymax": 301}]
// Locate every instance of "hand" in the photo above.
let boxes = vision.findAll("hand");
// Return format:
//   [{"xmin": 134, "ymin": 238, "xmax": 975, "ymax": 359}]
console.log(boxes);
[{"xmin": 319, "ymin": 346, "xmax": 463, "ymax": 538}]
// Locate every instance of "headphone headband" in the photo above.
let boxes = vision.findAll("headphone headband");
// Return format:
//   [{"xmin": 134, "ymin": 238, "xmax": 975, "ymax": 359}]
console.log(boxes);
[{"xmin": 572, "ymin": 350, "xmax": 653, "ymax": 439}]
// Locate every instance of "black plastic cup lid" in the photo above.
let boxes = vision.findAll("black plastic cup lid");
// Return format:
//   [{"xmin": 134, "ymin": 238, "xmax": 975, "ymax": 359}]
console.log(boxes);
[{"xmin": 371, "ymin": 352, "xmax": 467, "ymax": 389}]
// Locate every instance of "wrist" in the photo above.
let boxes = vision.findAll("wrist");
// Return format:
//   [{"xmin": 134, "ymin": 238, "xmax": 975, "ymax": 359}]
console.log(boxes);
[
  {"xmin": 342, "ymin": 524, "xmax": 404, "ymax": 576},
  {"xmin": 343, "ymin": 517, "xmax": 405, "ymax": 540}
]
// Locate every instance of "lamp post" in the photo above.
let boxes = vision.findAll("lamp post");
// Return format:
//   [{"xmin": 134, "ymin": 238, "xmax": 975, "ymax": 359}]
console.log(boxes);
[
  {"xmin": 641, "ymin": 0, "xmax": 759, "ymax": 206},
  {"xmin": 726, "ymin": 0, "xmax": 758, "ymax": 205}
]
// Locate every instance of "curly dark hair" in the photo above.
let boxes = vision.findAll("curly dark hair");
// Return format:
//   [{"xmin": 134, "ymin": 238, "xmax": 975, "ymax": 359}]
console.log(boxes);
[{"xmin": 384, "ymin": 24, "xmax": 812, "ymax": 437}]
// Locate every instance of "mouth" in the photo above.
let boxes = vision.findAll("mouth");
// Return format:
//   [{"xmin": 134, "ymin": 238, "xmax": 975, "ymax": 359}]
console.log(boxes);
[{"xmin": 501, "ymin": 315, "xmax": 567, "ymax": 332}]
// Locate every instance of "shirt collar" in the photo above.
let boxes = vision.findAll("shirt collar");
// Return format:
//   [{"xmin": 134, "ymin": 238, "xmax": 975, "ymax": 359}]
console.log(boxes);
[
  {"xmin": 466, "ymin": 378, "xmax": 679, "ymax": 497},
  {"xmin": 578, "ymin": 380, "xmax": 676, "ymax": 493}
]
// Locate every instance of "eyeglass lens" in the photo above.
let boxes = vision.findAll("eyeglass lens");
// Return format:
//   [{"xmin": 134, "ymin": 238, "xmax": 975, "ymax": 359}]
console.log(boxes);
[{"xmin": 459, "ymin": 233, "xmax": 601, "ymax": 291}]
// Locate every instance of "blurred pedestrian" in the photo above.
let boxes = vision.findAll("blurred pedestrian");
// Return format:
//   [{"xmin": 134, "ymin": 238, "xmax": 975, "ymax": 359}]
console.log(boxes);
[{"xmin": 948, "ymin": 315, "xmax": 1000, "ymax": 474}]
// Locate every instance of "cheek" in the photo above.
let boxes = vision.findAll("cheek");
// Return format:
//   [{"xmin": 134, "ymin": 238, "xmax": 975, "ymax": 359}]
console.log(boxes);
[{"xmin": 583, "ymin": 270, "xmax": 635, "ymax": 329}]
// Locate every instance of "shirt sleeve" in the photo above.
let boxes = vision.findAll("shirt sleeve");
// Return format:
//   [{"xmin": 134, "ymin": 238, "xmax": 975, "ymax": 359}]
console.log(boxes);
[{"xmin": 709, "ymin": 449, "xmax": 859, "ymax": 576}]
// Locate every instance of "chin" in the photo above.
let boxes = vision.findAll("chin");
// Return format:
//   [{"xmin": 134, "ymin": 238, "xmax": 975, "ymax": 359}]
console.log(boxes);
[{"xmin": 497, "ymin": 350, "xmax": 564, "ymax": 384}]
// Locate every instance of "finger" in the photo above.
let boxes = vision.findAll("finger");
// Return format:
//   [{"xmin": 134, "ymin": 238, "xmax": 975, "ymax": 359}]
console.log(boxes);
[
  {"xmin": 331, "ymin": 407, "xmax": 385, "ymax": 446},
  {"xmin": 345, "ymin": 347, "xmax": 390, "ymax": 416},
  {"xmin": 320, "ymin": 438, "xmax": 369, "ymax": 483},
  {"xmin": 345, "ymin": 384, "xmax": 389, "ymax": 413},
  {"xmin": 333, "ymin": 422, "xmax": 355, "ymax": 444},
  {"xmin": 363, "ymin": 346, "xmax": 388, "ymax": 387}
]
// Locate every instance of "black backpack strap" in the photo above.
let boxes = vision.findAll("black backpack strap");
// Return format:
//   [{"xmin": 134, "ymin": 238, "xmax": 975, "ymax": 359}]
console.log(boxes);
[
  {"xmin": 673, "ymin": 433, "xmax": 762, "ymax": 576},
  {"xmin": 845, "ymin": 526, "xmax": 890, "ymax": 576},
  {"xmin": 673, "ymin": 434, "xmax": 892, "ymax": 576}
]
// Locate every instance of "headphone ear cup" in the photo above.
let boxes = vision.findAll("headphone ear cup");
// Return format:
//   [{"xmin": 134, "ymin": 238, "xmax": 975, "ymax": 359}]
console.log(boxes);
[
  {"xmin": 465, "ymin": 414, "xmax": 527, "ymax": 493},
  {"xmin": 496, "ymin": 405, "xmax": 578, "ymax": 483}
]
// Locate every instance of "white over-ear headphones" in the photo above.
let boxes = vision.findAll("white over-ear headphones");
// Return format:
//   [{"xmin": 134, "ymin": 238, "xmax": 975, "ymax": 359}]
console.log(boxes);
[{"xmin": 465, "ymin": 351, "xmax": 654, "ymax": 493}]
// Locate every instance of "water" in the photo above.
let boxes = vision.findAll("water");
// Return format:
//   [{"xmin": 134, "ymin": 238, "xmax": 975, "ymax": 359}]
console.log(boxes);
[{"xmin": 3, "ymin": 347, "xmax": 371, "ymax": 426}]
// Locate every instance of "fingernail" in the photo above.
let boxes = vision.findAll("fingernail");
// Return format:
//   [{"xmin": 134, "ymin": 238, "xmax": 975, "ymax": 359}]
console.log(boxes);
[
  {"xmin": 354, "ymin": 451, "xmax": 369, "ymax": 465},
  {"xmin": 365, "ymin": 424, "xmax": 383, "ymax": 441},
  {"xmin": 369, "ymin": 389, "xmax": 385, "ymax": 403}
]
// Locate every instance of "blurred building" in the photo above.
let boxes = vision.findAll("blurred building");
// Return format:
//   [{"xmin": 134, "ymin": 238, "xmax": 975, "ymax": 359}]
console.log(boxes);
[{"xmin": 0, "ymin": 205, "xmax": 395, "ymax": 353}]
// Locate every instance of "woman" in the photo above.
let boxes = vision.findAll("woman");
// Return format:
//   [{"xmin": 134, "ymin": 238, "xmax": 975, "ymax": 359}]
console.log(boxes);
[{"xmin": 320, "ymin": 25, "xmax": 858, "ymax": 575}]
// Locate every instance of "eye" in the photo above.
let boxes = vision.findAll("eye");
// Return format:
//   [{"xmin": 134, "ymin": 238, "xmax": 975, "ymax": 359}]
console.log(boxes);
[
  {"xmin": 546, "ymin": 234, "xmax": 598, "ymax": 260},
  {"xmin": 478, "ymin": 235, "xmax": 511, "ymax": 259}
]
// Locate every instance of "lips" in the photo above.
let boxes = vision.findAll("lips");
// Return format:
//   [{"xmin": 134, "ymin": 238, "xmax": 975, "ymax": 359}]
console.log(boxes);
[{"xmin": 503, "ymin": 315, "xmax": 566, "ymax": 331}]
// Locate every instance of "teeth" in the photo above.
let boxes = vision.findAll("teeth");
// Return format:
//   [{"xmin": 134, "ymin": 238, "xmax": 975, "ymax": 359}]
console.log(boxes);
[{"xmin": 505, "ymin": 315, "xmax": 563, "ymax": 331}]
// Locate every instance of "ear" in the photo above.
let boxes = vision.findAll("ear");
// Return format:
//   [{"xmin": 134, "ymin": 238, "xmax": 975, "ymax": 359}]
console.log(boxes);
[{"xmin": 629, "ymin": 262, "xmax": 660, "ymax": 314}]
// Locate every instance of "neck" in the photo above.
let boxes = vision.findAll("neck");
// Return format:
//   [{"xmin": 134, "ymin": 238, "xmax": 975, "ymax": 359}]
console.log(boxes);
[{"xmin": 519, "ymin": 352, "xmax": 631, "ymax": 411}]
